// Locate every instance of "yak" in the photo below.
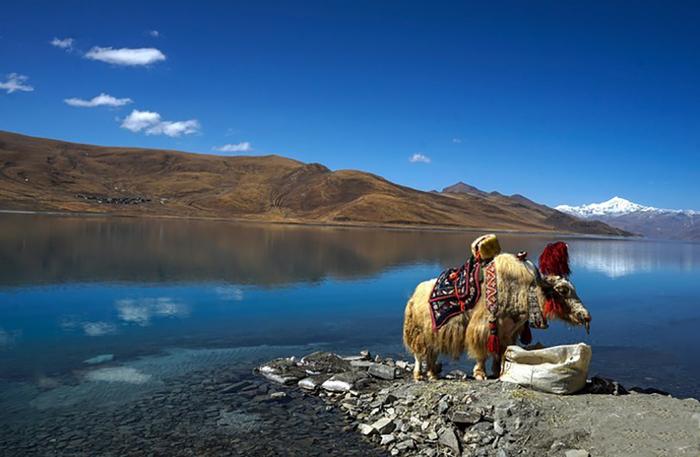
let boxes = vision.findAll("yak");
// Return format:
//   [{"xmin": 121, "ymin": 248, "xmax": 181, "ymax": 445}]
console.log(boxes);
[{"xmin": 403, "ymin": 242, "xmax": 591, "ymax": 381}]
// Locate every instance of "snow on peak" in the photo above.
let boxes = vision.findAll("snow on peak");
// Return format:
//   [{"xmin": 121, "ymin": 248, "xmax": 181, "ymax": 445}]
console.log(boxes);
[{"xmin": 556, "ymin": 197, "xmax": 654, "ymax": 217}]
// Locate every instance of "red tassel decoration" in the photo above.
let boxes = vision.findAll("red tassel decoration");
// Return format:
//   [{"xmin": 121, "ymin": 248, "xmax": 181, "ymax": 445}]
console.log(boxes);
[
  {"xmin": 544, "ymin": 297, "xmax": 565, "ymax": 319},
  {"xmin": 539, "ymin": 241, "xmax": 571, "ymax": 277},
  {"xmin": 487, "ymin": 321, "xmax": 500, "ymax": 354},
  {"xmin": 487, "ymin": 334, "xmax": 500, "ymax": 354},
  {"xmin": 520, "ymin": 324, "xmax": 532, "ymax": 345}
]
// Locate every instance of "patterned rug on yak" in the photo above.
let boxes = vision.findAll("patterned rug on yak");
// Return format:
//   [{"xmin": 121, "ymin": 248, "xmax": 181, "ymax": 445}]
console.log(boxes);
[{"xmin": 429, "ymin": 256, "xmax": 488, "ymax": 330}]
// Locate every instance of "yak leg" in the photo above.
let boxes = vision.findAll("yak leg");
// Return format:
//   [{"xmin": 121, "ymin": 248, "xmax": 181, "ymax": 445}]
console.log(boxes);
[
  {"xmin": 491, "ymin": 354, "xmax": 502, "ymax": 378},
  {"xmin": 473, "ymin": 357, "xmax": 487, "ymax": 381},
  {"xmin": 413, "ymin": 355, "xmax": 423, "ymax": 381},
  {"xmin": 426, "ymin": 352, "xmax": 439, "ymax": 381}
]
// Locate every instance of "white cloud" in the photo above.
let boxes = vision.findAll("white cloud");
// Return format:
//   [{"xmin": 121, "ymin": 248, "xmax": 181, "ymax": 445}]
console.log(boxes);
[
  {"xmin": 120, "ymin": 110, "xmax": 200, "ymax": 137},
  {"xmin": 452, "ymin": 138, "xmax": 463, "ymax": 144},
  {"xmin": 213, "ymin": 142, "xmax": 253, "ymax": 153},
  {"xmin": 409, "ymin": 153, "xmax": 431, "ymax": 164},
  {"xmin": 148, "ymin": 120, "xmax": 200, "ymax": 137},
  {"xmin": 149, "ymin": 30, "xmax": 160, "ymax": 37},
  {"xmin": 50, "ymin": 37, "xmax": 74, "ymax": 50},
  {"xmin": 116, "ymin": 297, "xmax": 188, "ymax": 326},
  {"xmin": 85, "ymin": 47, "xmax": 166, "ymax": 66},
  {"xmin": 82, "ymin": 322, "xmax": 117, "ymax": 337},
  {"xmin": 65, "ymin": 93, "xmax": 133, "ymax": 108},
  {"xmin": 0, "ymin": 73, "xmax": 34, "ymax": 94}
]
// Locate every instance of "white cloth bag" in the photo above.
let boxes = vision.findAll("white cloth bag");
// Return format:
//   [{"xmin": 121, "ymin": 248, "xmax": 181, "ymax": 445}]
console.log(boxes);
[{"xmin": 499, "ymin": 343, "xmax": 592, "ymax": 394}]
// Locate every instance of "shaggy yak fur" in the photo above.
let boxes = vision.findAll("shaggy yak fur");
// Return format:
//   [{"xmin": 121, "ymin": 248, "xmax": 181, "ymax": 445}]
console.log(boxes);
[{"xmin": 403, "ymin": 252, "xmax": 591, "ymax": 381}]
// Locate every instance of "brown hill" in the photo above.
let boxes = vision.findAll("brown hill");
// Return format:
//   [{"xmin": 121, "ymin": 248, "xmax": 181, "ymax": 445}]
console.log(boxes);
[{"xmin": 0, "ymin": 130, "xmax": 629, "ymax": 235}]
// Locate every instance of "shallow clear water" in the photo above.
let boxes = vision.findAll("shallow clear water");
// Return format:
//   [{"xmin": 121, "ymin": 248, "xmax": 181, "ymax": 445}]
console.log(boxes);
[{"xmin": 1, "ymin": 213, "xmax": 699, "ymax": 417}]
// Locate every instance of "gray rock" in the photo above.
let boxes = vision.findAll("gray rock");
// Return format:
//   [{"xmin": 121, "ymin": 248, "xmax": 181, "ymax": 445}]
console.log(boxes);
[
  {"xmin": 438, "ymin": 399, "xmax": 450, "ymax": 414},
  {"xmin": 395, "ymin": 439, "xmax": 415, "ymax": 451},
  {"xmin": 438, "ymin": 427, "xmax": 461, "ymax": 454},
  {"xmin": 371, "ymin": 417, "xmax": 396, "ymax": 434},
  {"xmin": 493, "ymin": 421, "xmax": 505, "ymax": 436},
  {"xmin": 444, "ymin": 370, "xmax": 468, "ymax": 381},
  {"xmin": 321, "ymin": 372, "xmax": 368, "ymax": 393},
  {"xmin": 298, "ymin": 376, "xmax": 328, "ymax": 391},
  {"xmin": 565, "ymin": 451, "xmax": 590, "ymax": 457},
  {"xmin": 258, "ymin": 359, "xmax": 305, "ymax": 385},
  {"xmin": 368, "ymin": 363, "xmax": 397, "ymax": 380},
  {"xmin": 496, "ymin": 450, "xmax": 508, "ymax": 457},
  {"xmin": 451, "ymin": 410, "xmax": 482, "ymax": 426},
  {"xmin": 380, "ymin": 434, "xmax": 396, "ymax": 446},
  {"xmin": 299, "ymin": 351, "xmax": 351, "ymax": 373},
  {"xmin": 358, "ymin": 423, "xmax": 376, "ymax": 436}
]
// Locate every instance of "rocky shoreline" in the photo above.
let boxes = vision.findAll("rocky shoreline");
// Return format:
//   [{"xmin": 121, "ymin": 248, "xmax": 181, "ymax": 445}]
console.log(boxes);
[{"xmin": 257, "ymin": 351, "xmax": 700, "ymax": 457}]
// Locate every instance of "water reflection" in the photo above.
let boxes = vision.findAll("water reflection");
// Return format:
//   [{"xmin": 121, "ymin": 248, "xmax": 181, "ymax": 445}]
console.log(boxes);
[
  {"xmin": 115, "ymin": 297, "xmax": 189, "ymax": 326},
  {"xmin": 1, "ymin": 214, "xmax": 700, "ymax": 399},
  {"xmin": 568, "ymin": 239, "xmax": 699, "ymax": 277},
  {"xmin": 10, "ymin": 213, "xmax": 693, "ymax": 287}
]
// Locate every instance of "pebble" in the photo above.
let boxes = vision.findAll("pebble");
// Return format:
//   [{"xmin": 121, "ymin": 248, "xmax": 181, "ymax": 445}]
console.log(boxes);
[{"xmin": 565, "ymin": 451, "xmax": 591, "ymax": 457}]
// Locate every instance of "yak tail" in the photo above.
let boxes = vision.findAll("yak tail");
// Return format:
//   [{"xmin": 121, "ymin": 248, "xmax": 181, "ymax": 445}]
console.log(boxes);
[{"xmin": 402, "ymin": 295, "xmax": 415, "ymax": 352}]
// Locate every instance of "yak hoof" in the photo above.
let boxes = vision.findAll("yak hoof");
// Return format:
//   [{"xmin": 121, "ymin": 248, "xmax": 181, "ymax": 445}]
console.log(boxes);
[
  {"xmin": 427, "ymin": 371, "xmax": 439, "ymax": 381},
  {"xmin": 473, "ymin": 370, "xmax": 487, "ymax": 381},
  {"xmin": 413, "ymin": 372, "xmax": 424, "ymax": 382}
]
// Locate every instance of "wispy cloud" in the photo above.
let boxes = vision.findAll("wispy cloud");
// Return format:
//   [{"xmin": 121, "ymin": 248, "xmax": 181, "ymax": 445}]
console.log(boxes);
[
  {"xmin": 213, "ymin": 142, "xmax": 253, "ymax": 153},
  {"xmin": 452, "ymin": 138, "xmax": 463, "ymax": 144},
  {"xmin": 50, "ymin": 37, "xmax": 74, "ymax": 51},
  {"xmin": 149, "ymin": 30, "xmax": 160, "ymax": 37},
  {"xmin": 120, "ymin": 110, "xmax": 200, "ymax": 137},
  {"xmin": 0, "ymin": 73, "xmax": 34, "ymax": 94},
  {"xmin": 409, "ymin": 153, "xmax": 431, "ymax": 164},
  {"xmin": 85, "ymin": 47, "xmax": 166, "ymax": 66},
  {"xmin": 65, "ymin": 93, "xmax": 133, "ymax": 108},
  {"xmin": 115, "ymin": 297, "xmax": 189, "ymax": 326}
]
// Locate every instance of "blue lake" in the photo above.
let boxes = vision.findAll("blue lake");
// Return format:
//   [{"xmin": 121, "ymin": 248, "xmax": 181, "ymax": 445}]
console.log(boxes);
[{"xmin": 1, "ymin": 213, "xmax": 699, "ymax": 423}]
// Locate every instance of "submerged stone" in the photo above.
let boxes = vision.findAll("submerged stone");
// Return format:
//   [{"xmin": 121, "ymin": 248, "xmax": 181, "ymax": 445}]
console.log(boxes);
[{"xmin": 83, "ymin": 354, "xmax": 114, "ymax": 365}]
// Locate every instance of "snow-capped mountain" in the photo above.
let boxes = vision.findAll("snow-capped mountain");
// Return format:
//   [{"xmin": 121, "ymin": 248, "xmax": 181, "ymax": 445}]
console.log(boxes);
[{"xmin": 556, "ymin": 197, "xmax": 699, "ymax": 240}]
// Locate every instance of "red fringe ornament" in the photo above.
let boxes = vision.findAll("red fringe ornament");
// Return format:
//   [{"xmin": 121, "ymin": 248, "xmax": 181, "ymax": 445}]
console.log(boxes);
[
  {"xmin": 487, "ymin": 321, "xmax": 500, "ymax": 354},
  {"xmin": 544, "ymin": 296, "xmax": 566, "ymax": 319},
  {"xmin": 539, "ymin": 241, "xmax": 571, "ymax": 277}
]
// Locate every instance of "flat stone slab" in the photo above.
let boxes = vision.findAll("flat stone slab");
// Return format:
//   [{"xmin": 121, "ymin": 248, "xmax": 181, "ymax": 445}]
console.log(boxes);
[{"xmin": 321, "ymin": 372, "xmax": 369, "ymax": 393}]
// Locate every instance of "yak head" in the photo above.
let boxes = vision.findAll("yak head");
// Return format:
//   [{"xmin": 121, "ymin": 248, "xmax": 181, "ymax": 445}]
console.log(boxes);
[
  {"xmin": 540, "ymin": 274, "xmax": 591, "ymax": 333},
  {"xmin": 538, "ymin": 241, "xmax": 591, "ymax": 333}
]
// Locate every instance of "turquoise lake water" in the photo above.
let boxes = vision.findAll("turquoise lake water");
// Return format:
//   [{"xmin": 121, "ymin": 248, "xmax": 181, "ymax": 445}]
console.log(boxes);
[{"xmin": 1, "ymin": 213, "xmax": 699, "ymax": 409}]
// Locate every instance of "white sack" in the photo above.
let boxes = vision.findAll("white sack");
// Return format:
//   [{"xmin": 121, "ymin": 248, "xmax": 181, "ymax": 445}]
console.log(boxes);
[{"xmin": 499, "ymin": 343, "xmax": 592, "ymax": 394}]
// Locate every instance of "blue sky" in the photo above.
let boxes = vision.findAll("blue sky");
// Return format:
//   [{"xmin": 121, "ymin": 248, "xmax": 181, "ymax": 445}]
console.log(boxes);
[{"xmin": 1, "ymin": 1, "xmax": 699, "ymax": 210}]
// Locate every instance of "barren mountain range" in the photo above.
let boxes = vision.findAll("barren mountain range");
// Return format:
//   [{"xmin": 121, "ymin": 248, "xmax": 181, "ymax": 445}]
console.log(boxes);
[{"xmin": 0, "ymin": 130, "xmax": 629, "ymax": 236}]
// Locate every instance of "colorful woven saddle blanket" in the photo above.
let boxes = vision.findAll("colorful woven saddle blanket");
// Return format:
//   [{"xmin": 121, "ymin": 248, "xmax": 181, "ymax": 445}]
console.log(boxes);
[{"xmin": 429, "ymin": 256, "xmax": 487, "ymax": 330}]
